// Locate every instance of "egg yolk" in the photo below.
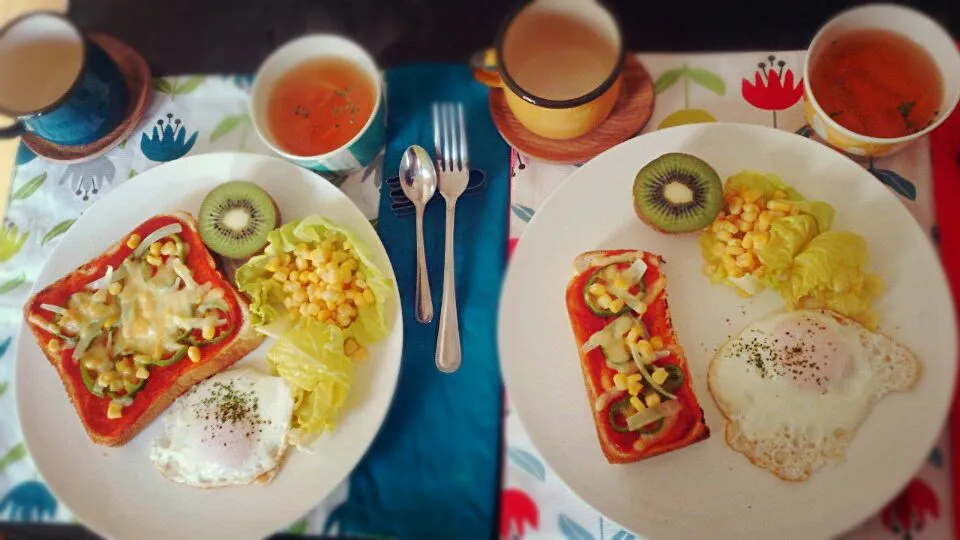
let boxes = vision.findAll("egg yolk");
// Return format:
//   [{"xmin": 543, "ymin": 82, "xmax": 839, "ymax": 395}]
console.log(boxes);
[{"xmin": 768, "ymin": 314, "xmax": 852, "ymax": 393}]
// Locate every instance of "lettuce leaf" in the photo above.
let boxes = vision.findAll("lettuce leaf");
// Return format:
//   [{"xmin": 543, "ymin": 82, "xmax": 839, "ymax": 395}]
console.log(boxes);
[
  {"xmin": 267, "ymin": 318, "xmax": 353, "ymax": 442},
  {"xmin": 770, "ymin": 231, "xmax": 883, "ymax": 328},
  {"xmin": 235, "ymin": 215, "xmax": 393, "ymax": 346},
  {"xmin": 758, "ymin": 214, "xmax": 820, "ymax": 277}
]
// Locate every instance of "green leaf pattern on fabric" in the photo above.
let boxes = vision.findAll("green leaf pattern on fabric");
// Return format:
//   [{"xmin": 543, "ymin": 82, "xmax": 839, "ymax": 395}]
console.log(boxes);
[
  {"xmin": 0, "ymin": 225, "xmax": 28, "ymax": 262},
  {"xmin": 655, "ymin": 64, "xmax": 725, "ymax": 128},
  {"xmin": 151, "ymin": 78, "xmax": 173, "ymax": 93},
  {"xmin": 41, "ymin": 220, "xmax": 75, "ymax": 246},
  {"xmin": 686, "ymin": 67, "xmax": 726, "ymax": 95},
  {"xmin": 0, "ymin": 445, "xmax": 26, "ymax": 475},
  {"xmin": 0, "ymin": 274, "xmax": 25, "ymax": 295},
  {"xmin": 153, "ymin": 76, "xmax": 206, "ymax": 100},
  {"xmin": 176, "ymin": 76, "xmax": 206, "ymax": 96},
  {"xmin": 11, "ymin": 173, "xmax": 47, "ymax": 201},
  {"xmin": 653, "ymin": 69, "xmax": 683, "ymax": 94},
  {"xmin": 209, "ymin": 114, "xmax": 250, "ymax": 142}
]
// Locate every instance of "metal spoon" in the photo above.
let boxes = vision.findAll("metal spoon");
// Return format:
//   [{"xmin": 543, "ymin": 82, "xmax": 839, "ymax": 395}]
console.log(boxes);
[{"xmin": 399, "ymin": 145, "xmax": 437, "ymax": 324}]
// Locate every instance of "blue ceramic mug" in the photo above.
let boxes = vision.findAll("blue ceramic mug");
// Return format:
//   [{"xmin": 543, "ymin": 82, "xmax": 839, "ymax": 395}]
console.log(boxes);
[{"xmin": 0, "ymin": 12, "xmax": 127, "ymax": 146}]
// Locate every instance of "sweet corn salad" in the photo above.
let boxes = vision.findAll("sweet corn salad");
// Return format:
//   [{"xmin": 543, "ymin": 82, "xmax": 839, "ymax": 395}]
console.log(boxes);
[
  {"xmin": 260, "ymin": 233, "xmax": 372, "ymax": 361},
  {"xmin": 702, "ymin": 187, "xmax": 798, "ymax": 290},
  {"xmin": 236, "ymin": 215, "xmax": 394, "ymax": 441}
]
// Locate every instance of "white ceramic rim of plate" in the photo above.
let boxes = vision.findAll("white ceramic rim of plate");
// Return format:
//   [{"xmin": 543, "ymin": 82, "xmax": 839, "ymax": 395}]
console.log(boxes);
[
  {"xmin": 14, "ymin": 152, "xmax": 403, "ymax": 540},
  {"xmin": 498, "ymin": 121, "xmax": 957, "ymax": 540}
]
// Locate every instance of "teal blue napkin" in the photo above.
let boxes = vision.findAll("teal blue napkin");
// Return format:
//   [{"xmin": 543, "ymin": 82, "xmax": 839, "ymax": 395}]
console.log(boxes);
[{"xmin": 325, "ymin": 65, "xmax": 508, "ymax": 539}]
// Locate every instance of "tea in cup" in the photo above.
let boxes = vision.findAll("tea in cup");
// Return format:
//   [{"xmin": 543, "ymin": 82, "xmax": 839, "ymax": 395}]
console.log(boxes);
[
  {"xmin": 250, "ymin": 35, "xmax": 385, "ymax": 175},
  {"xmin": 802, "ymin": 4, "xmax": 960, "ymax": 157}
]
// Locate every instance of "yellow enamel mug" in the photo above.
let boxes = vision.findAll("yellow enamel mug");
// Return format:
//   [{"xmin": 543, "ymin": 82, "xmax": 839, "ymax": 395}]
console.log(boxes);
[{"xmin": 471, "ymin": 0, "xmax": 624, "ymax": 140}]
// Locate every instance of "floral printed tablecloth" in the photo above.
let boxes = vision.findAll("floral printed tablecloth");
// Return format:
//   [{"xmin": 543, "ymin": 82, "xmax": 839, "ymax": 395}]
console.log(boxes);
[
  {"xmin": 0, "ymin": 74, "xmax": 381, "ymax": 534},
  {"xmin": 500, "ymin": 51, "xmax": 953, "ymax": 540}
]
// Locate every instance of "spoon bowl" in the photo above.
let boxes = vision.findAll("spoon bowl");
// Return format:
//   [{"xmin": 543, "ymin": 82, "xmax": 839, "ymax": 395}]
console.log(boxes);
[
  {"xmin": 399, "ymin": 145, "xmax": 438, "ymax": 205},
  {"xmin": 399, "ymin": 144, "xmax": 437, "ymax": 324}
]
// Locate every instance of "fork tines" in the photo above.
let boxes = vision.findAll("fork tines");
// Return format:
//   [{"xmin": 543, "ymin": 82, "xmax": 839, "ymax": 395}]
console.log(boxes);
[{"xmin": 432, "ymin": 102, "xmax": 469, "ymax": 173}]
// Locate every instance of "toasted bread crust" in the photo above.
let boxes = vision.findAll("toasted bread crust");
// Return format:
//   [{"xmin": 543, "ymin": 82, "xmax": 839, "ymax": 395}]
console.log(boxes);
[
  {"xmin": 23, "ymin": 212, "xmax": 265, "ymax": 447},
  {"xmin": 568, "ymin": 250, "xmax": 710, "ymax": 464}
]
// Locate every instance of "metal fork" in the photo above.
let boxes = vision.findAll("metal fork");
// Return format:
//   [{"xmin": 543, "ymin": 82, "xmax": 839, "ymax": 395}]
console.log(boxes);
[{"xmin": 433, "ymin": 102, "xmax": 469, "ymax": 373}]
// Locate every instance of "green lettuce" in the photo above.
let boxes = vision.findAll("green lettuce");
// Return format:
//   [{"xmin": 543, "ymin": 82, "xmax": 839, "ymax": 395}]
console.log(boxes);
[
  {"xmin": 758, "ymin": 214, "xmax": 820, "ymax": 275},
  {"xmin": 267, "ymin": 318, "xmax": 353, "ymax": 441},
  {"xmin": 770, "ymin": 231, "xmax": 883, "ymax": 328},
  {"xmin": 235, "ymin": 215, "xmax": 393, "ymax": 346}
]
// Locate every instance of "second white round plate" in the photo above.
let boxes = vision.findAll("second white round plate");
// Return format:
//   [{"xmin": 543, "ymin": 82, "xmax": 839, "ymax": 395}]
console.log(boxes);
[
  {"xmin": 15, "ymin": 153, "xmax": 403, "ymax": 540},
  {"xmin": 499, "ymin": 123, "xmax": 956, "ymax": 540}
]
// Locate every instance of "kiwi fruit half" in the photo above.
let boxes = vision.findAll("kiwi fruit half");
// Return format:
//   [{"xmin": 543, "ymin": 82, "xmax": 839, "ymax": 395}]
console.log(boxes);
[
  {"xmin": 632, "ymin": 153, "xmax": 723, "ymax": 233},
  {"xmin": 199, "ymin": 180, "xmax": 279, "ymax": 259}
]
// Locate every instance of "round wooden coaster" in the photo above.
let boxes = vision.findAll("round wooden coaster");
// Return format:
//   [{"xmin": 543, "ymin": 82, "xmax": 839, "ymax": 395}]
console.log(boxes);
[
  {"xmin": 490, "ymin": 55, "xmax": 655, "ymax": 165},
  {"xmin": 23, "ymin": 33, "xmax": 152, "ymax": 164}
]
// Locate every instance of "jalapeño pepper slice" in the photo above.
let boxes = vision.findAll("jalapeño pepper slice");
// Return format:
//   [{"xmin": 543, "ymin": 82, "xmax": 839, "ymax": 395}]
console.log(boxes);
[
  {"xmin": 152, "ymin": 345, "xmax": 189, "ymax": 367},
  {"xmin": 583, "ymin": 263, "xmax": 647, "ymax": 317},
  {"xmin": 177, "ymin": 321, "xmax": 233, "ymax": 347},
  {"xmin": 608, "ymin": 395, "xmax": 632, "ymax": 433},
  {"xmin": 661, "ymin": 364, "xmax": 685, "ymax": 393},
  {"xmin": 107, "ymin": 376, "xmax": 146, "ymax": 400},
  {"xmin": 80, "ymin": 363, "xmax": 104, "ymax": 398},
  {"xmin": 609, "ymin": 394, "xmax": 666, "ymax": 435}
]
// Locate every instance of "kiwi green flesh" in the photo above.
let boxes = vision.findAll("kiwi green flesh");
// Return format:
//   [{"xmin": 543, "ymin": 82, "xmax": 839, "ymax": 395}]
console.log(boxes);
[
  {"xmin": 199, "ymin": 180, "xmax": 278, "ymax": 259},
  {"xmin": 632, "ymin": 153, "xmax": 723, "ymax": 233}
]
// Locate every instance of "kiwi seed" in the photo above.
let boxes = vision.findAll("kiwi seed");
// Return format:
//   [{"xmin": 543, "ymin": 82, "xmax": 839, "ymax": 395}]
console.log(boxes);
[
  {"xmin": 199, "ymin": 180, "xmax": 278, "ymax": 259},
  {"xmin": 632, "ymin": 153, "xmax": 723, "ymax": 234}
]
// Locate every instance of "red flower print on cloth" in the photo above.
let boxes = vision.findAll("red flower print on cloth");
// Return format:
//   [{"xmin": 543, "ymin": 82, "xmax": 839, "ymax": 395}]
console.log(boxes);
[
  {"xmin": 507, "ymin": 237, "xmax": 519, "ymax": 259},
  {"xmin": 742, "ymin": 55, "xmax": 803, "ymax": 128},
  {"xmin": 500, "ymin": 488, "xmax": 539, "ymax": 539},
  {"xmin": 881, "ymin": 478, "xmax": 940, "ymax": 538}
]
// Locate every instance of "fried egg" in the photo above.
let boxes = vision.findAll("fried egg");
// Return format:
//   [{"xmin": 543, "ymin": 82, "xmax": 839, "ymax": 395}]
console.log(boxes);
[
  {"xmin": 150, "ymin": 367, "xmax": 295, "ymax": 488},
  {"xmin": 708, "ymin": 309, "xmax": 920, "ymax": 481}
]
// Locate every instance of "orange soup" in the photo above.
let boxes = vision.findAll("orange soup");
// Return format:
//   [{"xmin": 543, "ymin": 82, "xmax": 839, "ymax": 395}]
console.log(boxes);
[
  {"xmin": 810, "ymin": 29, "xmax": 943, "ymax": 139},
  {"xmin": 267, "ymin": 58, "xmax": 376, "ymax": 156}
]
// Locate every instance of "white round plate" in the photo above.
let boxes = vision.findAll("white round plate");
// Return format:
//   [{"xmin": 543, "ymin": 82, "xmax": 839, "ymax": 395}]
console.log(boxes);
[
  {"xmin": 499, "ymin": 123, "xmax": 956, "ymax": 540},
  {"xmin": 15, "ymin": 153, "xmax": 403, "ymax": 540}
]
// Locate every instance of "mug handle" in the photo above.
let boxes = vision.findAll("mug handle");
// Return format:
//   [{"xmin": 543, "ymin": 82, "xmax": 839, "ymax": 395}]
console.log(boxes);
[
  {"xmin": 469, "ymin": 48, "xmax": 504, "ymax": 88},
  {"xmin": 0, "ymin": 121, "xmax": 24, "ymax": 139}
]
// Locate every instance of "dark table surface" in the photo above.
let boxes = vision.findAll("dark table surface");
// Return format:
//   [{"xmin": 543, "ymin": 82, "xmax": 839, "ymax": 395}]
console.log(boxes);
[
  {"xmin": 3, "ymin": 1, "xmax": 959, "ymax": 539},
  {"xmin": 68, "ymin": 0, "xmax": 959, "ymax": 75}
]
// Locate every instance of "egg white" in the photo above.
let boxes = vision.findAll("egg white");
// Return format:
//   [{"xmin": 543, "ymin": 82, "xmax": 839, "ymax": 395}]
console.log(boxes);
[
  {"xmin": 708, "ymin": 309, "xmax": 920, "ymax": 481},
  {"xmin": 150, "ymin": 366, "xmax": 295, "ymax": 488}
]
